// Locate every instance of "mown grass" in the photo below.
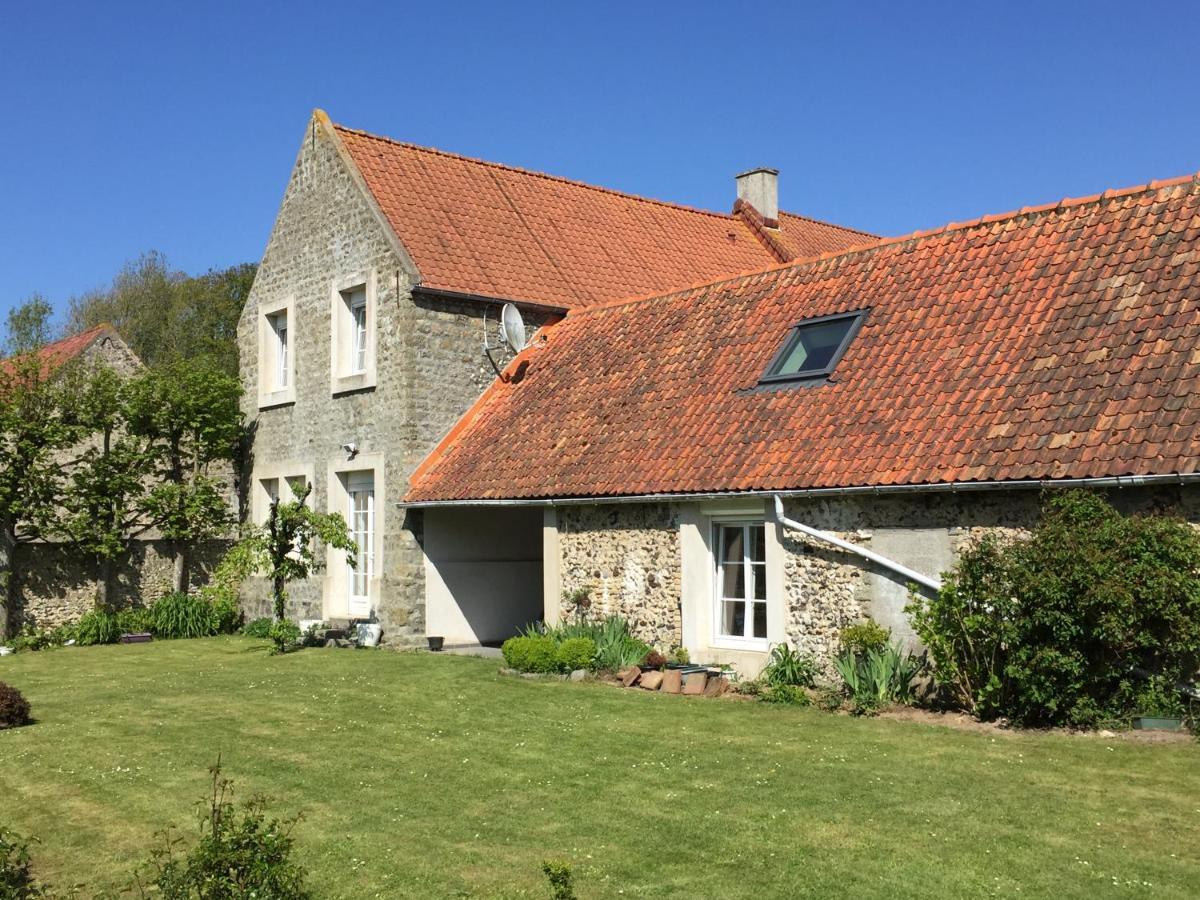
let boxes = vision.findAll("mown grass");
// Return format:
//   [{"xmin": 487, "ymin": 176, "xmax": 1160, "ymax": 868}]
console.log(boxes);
[{"xmin": 1, "ymin": 637, "xmax": 1197, "ymax": 898}]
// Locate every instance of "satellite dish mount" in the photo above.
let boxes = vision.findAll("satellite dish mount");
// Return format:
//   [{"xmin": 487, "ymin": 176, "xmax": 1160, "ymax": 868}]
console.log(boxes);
[{"xmin": 483, "ymin": 302, "xmax": 528, "ymax": 379}]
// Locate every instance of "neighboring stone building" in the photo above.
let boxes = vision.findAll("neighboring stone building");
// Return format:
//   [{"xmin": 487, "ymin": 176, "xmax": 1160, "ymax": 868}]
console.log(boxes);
[
  {"xmin": 237, "ymin": 110, "xmax": 868, "ymax": 642},
  {"xmin": 3, "ymin": 326, "xmax": 225, "ymax": 632},
  {"xmin": 406, "ymin": 173, "xmax": 1200, "ymax": 675}
]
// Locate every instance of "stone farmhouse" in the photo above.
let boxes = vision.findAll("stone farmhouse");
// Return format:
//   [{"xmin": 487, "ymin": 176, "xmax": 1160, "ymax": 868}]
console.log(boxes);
[{"xmin": 242, "ymin": 109, "xmax": 1200, "ymax": 674}]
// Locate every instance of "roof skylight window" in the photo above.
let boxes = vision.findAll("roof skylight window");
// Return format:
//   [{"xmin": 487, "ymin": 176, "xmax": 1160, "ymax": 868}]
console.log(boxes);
[{"xmin": 760, "ymin": 310, "xmax": 866, "ymax": 384}]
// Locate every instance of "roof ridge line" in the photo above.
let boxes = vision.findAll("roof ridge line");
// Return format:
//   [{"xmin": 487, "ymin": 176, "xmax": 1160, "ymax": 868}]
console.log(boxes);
[
  {"xmin": 333, "ymin": 121, "xmax": 751, "ymax": 224},
  {"xmin": 778, "ymin": 210, "xmax": 877, "ymax": 239},
  {"xmin": 566, "ymin": 169, "xmax": 1200, "ymax": 321}
]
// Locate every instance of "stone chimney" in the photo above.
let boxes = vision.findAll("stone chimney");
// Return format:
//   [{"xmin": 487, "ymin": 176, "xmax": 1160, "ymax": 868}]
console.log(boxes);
[{"xmin": 735, "ymin": 167, "xmax": 779, "ymax": 223}]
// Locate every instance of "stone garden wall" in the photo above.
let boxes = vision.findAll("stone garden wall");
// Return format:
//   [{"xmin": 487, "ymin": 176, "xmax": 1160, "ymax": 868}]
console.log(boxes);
[{"xmin": 11, "ymin": 539, "xmax": 229, "ymax": 630}]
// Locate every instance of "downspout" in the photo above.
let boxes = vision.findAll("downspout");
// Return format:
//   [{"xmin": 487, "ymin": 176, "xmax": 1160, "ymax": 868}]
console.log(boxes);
[{"xmin": 771, "ymin": 495, "xmax": 942, "ymax": 592}]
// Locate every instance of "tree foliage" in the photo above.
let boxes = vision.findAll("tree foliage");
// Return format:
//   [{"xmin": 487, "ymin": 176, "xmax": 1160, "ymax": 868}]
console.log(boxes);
[
  {"xmin": 67, "ymin": 252, "xmax": 255, "ymax": 375},
  {"xmin": 3, "ymin": 295, "xmax": 54, "ymax": 356},
  {"xmin": 908, "ymin": 490, "xmax": 1200, "ymax": 727}
]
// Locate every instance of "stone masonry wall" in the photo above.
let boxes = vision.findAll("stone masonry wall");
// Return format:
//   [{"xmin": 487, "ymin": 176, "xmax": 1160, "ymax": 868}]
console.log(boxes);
[
  {"xmin": 12, "ymin": 540, "xmax": 227, "ymax": 629},
  {"xmin": 558, "ymin": 503, "xmax": 682, "ymax": 648},
  {"xmin": 238, "ymin": 115, "xmax": 554, "ymax": 641}
]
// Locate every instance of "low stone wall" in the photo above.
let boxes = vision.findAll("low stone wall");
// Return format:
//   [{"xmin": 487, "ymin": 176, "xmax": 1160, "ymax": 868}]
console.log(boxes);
[
  {"xmin": 558, "ymin": 503, "xmax": 683, "ymax": 648},
  {"xmin": 10, "ymin": 540, "xmax": 229, "ymax": 630}
]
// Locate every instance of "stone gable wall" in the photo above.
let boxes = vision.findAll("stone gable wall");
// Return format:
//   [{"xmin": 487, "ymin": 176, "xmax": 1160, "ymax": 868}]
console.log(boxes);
[{"xmin": 237, "ymin": 118, "xmax": 554, "ymax": 640}]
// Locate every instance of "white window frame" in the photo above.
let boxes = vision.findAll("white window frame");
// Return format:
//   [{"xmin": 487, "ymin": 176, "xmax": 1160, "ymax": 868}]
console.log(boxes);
[
  {"xmin": 257, "ymin": 296, "xmax": 296, "ymax": 408},
  {"xmin": 712, "ymin": 519, "xmax": 769, "ymax": 649},
  {"xmin": 346, "ymin": 471, "xmax": 375, "ymax": 611},
  {"xmin": 251, "ymin": 462, "xmax": 315, "ymax": 527},
  {"xmin": 330, "ymin": 271, "xmax": 376, "ymax": 395},
  {"xmin": 324, "ymin": 453, "xmax": 385, "ymax": 620}
]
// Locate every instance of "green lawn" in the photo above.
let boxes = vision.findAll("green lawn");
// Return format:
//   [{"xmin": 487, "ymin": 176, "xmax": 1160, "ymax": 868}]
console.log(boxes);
[{"xmin": 1, "ymin": 639, "xmax": 1197, "ymax": 898}]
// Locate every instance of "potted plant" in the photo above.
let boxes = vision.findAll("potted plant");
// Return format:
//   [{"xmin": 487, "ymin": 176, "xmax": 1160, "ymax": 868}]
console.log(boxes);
[{"xmin": 427, "ymin": 635, "xmax": 444, "ymax": 652}]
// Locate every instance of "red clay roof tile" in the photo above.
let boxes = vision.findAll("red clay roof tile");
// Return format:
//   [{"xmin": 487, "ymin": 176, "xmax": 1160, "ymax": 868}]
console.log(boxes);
[
  {"xmin": 333, "ymin": 124, "xmax": 872, "ymax": 310},
  {"xmin": 407, "ymin": 174, "xmax": 1200, "ymax": 502}
]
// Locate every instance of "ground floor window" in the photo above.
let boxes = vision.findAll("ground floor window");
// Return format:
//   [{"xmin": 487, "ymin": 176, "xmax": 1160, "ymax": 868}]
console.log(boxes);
[
  {"xmin": 347, "ymin": 471, "xmax": 375, "ymax": 608},
  {"xmin": 715, "ymin": 521, "xmax": 767, "ymax": 642}
]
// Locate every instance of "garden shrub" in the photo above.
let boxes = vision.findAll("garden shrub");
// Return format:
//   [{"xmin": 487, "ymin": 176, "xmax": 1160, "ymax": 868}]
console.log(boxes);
[
  {"xmin": 762, "ymin": 644, "xmax": 818, "ymax": 688},
  {"xmin": 0, "ymin": 827, "xmax": 46, "ymax": 898},
  {"xmin": 670, "ymin": 645, "xmax": 690, "ymax": 665},
  {"xmin": 74, "ymin": 610, "xmax": 121, "ymax": 646},
  {"xmin": 267, "ymin": 619, "xmax": 302, "ymax": 654},
  {"xmin": 501, "ymin": 635, "xmax": 559, "ymax": 673},
  {"xmin": 243, "ymin": 617, "xmax": 274, "ymax": 639},
  {"xmin": 641, "ymin": 649, "xmax": 667, "ymax": 670},
  {"xmin": 834, "ymin": 644, "xmax": 923, "ymax": 715},
  {"xmin": 591, "ymin": 616, "xmax": 651, "ymax": 671},
  {"xmin": 541, "ymin": 860, "xmax": 577, "ymax": 900},
  {"xmin": 116, "ymin": 606, "xmax": 154, "ymax": 635},
  {"xmin": 760, "ymin": 683, "xmax": 811, "ymax": 706},
  {"xmin": 0, "ymin": 682, "xmax": 32, "ymax": 730},
  {"xmin": 147, "ymin": 762, "xmax": 311, "ymax": 899},
  {"xmin": 209, "ymin": 594, "xmax": 243, "ymax": 635},
  {"xmin": 908, "ymin": 490, "xmax": 1200, "ymax": 727},
  {"xmin": 838, "ymin": 620, "xmax": 891, "ymax": 657},
  {"xmin": 555, "ymin": 637, "xmax": 597, "ymax": 672},
  {"xmin": 9, "ymin": 625, "xmax": 72, "ymax": 653},
  {"xmin": 151, "ymin": 592, "xmax": 217, "ymax": 640}
]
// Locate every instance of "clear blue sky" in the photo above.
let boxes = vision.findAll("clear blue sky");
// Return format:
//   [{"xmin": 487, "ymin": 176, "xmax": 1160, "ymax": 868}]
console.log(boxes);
[{"xmin": 2, "ymin": 0, "xmax": 1196, "ymax": 322}]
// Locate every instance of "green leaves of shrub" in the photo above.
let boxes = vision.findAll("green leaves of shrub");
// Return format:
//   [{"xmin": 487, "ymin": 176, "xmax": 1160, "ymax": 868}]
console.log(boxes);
[
  {"xmin": 151, "ymin": 592, "xmax": 217, "ymax": 640},
  {"xmin": 243, "ymin": 618, "xmax": 273, "ymax": 639},
  {"xmin": 763, "ymin": 644, "xmax": 818, "ymax": 688},
  {"xmin": 267, "ymin": 620, "xmax": 302, "ymax": 654},
  {"xmin": 555, "ymin": 638, "xmax": 597, "ymax": 672},
  {"xmin": 834, "ymin": 644, "xmax": 923, "ymax": 715},
  {"xmin": 74, "ymin": 610, "xmax": 121, "ymax": 646},
  {"xmin": 0, "ymin": 826, "xmax": 46, "ymax": 898},
  {"xmin": 908, "ymin": 490, "xmax": 1200, "ymax": 727},
  {"xmin": 0, "ymin": 682, "xmax": 33, "ymax": 730},
  {"xmin": 501, "ymin": 635, "xmax": 559, "ymax": 673}
]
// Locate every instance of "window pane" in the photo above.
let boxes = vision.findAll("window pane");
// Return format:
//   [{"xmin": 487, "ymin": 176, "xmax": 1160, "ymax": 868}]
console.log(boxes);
[
  {"xmin": 721, "ymin": 600, "xmax": 746, "ymax": 637},
  {"xmin": 720, "ymin": 525, "xmax": 743, "ymax": 563},
  {"xmin": 748, "ymin": 525, "xmax": 765, "ymax": 563},
  {"xmin": 752, "ymin": 602, "xmax": 767, "ymax": 639},
  {"xmin": 752, "ymin": 563, "xmax": 766, "ymax": 599},
  {"xmin": 773, "ymin": 318, "xmax": 853, "ymax": 376},
  {"xmin": 721, "ymin": 562, "xmax": 745, "ymax": 600}
]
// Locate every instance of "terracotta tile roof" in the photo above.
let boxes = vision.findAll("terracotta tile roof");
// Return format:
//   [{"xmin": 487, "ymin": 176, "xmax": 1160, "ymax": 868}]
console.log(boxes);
[
  {"xmin": 407, "ymin": 173, "xmax": 1200, "ymax": 502},
  {"xmin": 333, "ymin": 123, "xmax": 872, "ymax": 310},
  {"xmin": 1, "ymin": 324, "xmax": 114, "ymax": 382}
]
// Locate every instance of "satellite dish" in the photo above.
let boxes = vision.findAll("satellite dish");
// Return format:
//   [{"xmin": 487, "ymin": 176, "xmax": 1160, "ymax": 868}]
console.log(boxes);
[{"xmin": 499, "ymin": 303, "xmax": 527, "ymax": 353}]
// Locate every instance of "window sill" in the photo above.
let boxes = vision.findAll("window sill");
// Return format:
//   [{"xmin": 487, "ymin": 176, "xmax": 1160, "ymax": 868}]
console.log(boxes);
[
  {"xmin": 331, "ymin": 369, "xmax": 376, "ymax": 396},
  {"xmin": 258, "ymin": 387, "xmax": 296, "ymax": 410},
  {"xmin": 710, "ymin": 637, "xmax": 769, "ymax": 653}
]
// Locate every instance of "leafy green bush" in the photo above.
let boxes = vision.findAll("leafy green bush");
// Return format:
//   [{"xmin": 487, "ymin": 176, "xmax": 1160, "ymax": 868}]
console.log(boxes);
[
  {"xmin": 591, "ymin": 616, "xmax": 651, "ymax": 671},
  {"xmin": 763, "ymin": 644, "xmax": 818, "ymax": 688},
  {"xmin": 501, "ymin": 635, "xmax": 559, "ymax": 673},
  {"xmin": 0, "ymin": 682, "xmax": 32, "ymax": 730},
  {"xmin": 243, "ymin": 617, "xmax": 273, "ymax": 639},
  {"xmin": 147, "ymin": 761, "xmax": 311, "ymax": 899},
  {"xmin": 0, "ymin": 827, "xmax": 46, "ymax": 898},
  {"xmin": 908, "ymin": 491, "xmax": 1200, "ymax": 727},
  {"xmin": 267, "ymin": 619, "xmax": 302, "ymax": 654},
  {"xmin": 834, "ymin": 644, "xmax": 923, "ymax": 715},
  {"xmin": 74, "ymin": 610, "xmax": 121, "ymax": 646},
  {"xmin": 209, "ymin": 594, "xmax": 243, "ymax": 635},
  {"xmin": 760, "ymin": 683, "xmax": 811, "ymax": 706},
  {"xmin": 735, "ymin": 678, "xmax": 763, "ymax": 697},
  {"xmin": 838, "ymin": 620, "xmax": 891, "ymax": 657},
  {"xmin": 670, "ymin": 645, "xmax": 690, "ymax": 665},
  {"xmin": 116, "ymin": 607, "xmax": 154, "ymax": 635},
  {"xmin": 8, "ymin": 624, "xmax": 72, "ymax": 653},
  {"xmin": 555, "ymin": 637, "xmax": 597, "ymax": 672},
  {"xmin": 542, "ymin": 860, "xmax": 577, "ymax": 900},
  {"xmin": 151, "ymin": 592, "xmax": 217, "ymax": 640}
]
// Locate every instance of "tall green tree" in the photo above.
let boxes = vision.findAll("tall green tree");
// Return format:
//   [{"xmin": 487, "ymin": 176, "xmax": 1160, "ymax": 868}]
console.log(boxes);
[
  {"xmin": 124, "ymin": 358, "xmax": 243, "ymax": 593},
  {"xmin": 4, "ymin": 293, "xmax": 55, "ymax": 355},
  {"xmin": 57, "ymin": 365, "xmax": 153, "ymax": 609},
  {"xmin": 0, "ymin": 302, "xmax": 81, "ymax": 634},
  {"xmin": 67, "ymin": 253, "xmax": 255, "ymax": 375}
]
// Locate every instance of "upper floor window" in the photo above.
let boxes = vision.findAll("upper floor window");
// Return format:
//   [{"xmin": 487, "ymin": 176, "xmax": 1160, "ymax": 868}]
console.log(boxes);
[
  {"xmin": 760, "ymin": 310, "xmax": 866, "ymax": 384},
  {"xmin": 271, "ymin": 313, "xmax": 289, "ymax": 388},
  {"xmin": 257, "ymin": 296, "xmax": 296, "ymax": 409},
  {"xmin": 330, "ymin": 273, "xmax": 376, "ymax": 394}
]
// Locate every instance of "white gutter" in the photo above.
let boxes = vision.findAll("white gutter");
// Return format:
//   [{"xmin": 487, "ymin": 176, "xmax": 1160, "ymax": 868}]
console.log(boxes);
[
  {"xmin": 771, "ymin": 494, "xmax": 942, "ymax": 592},
  {"xmin": 399, "ymin": 472, "xmax": 1200, "ymax": 509}
]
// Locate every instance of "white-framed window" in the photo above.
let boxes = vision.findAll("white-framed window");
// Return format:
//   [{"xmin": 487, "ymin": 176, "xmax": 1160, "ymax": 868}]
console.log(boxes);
[
  {"xmin": 257, "ymin": 297, "xmax": 296, "ymax": 408},
  {"xmin": 330, "ymin": 273, "xmax": 376, "ymax": 394},
  {"xmin": 347, "ymin": 471, "xmax": 375, "ymax": 610},
  {"xmin": 714, "ymin": 521, "xmax": 768, "ymax": 643},
  {"xmin": 271, "ymin": 313, "xmax": 289, "ymax": 388},
  {"xmin": 349, "ymin": 289, "xmax": 367, "ymax": 373}
]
